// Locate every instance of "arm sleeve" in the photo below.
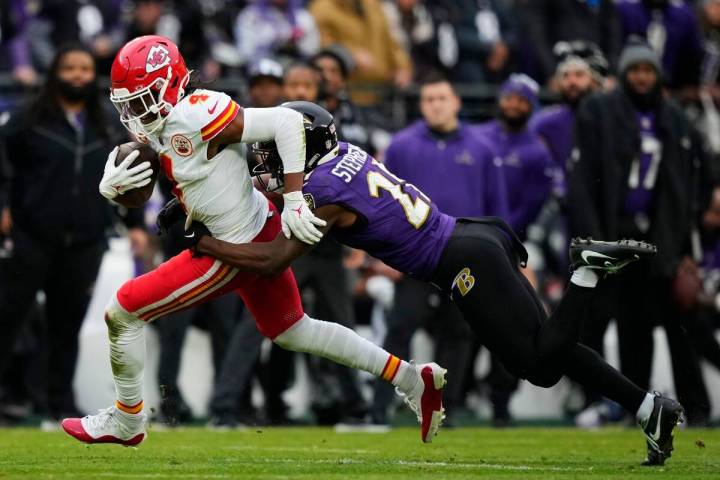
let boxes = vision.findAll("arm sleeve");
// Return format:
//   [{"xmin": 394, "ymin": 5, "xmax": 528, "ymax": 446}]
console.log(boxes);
[{"xmin": 241, "ymin": 107, "xmax": 306, "ymax": 174}]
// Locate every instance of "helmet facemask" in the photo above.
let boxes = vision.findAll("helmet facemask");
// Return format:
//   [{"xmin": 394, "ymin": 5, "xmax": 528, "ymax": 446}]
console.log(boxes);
[
  {"xmin": 252, "ymin": 141, "xmax": 285, "ymax": 192},
  {"xmin": 110, "ymin": 67, "xmax": 189, "ymax": 139}
]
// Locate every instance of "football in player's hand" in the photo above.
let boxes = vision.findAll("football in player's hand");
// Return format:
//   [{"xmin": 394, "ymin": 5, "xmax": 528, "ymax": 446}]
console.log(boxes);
[{"xmin": 114, "ymin": 142, "xmax": 159, "ymax": 208}]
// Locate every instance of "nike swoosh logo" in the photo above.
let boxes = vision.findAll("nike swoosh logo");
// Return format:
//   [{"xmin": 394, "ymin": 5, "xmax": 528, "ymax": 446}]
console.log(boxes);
[
  {"xmin": 185, "ymin": 232, "xmax": 195, "ymax": 239},
  {"xmin": 208, "ymin": 100, "xmax": 219, "ymax": 115},
  {"xmin": 651, "ymin": 405, "xmax": 663, "ymax": 442},
  {"xmin": 581, "ymin": 250, "xmax": 616, "ymax": 263}
]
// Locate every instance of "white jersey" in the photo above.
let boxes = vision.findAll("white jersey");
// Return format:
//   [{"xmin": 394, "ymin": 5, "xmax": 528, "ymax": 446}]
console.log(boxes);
[{"xmin": 147, "ymin": 89, "xmax": 268, "ymax": 244}]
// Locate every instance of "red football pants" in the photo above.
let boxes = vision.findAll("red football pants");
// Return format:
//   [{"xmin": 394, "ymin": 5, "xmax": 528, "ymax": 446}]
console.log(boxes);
[{"xmin": 115, "ymin": 203, "xmax": 304, "ymax": 339}]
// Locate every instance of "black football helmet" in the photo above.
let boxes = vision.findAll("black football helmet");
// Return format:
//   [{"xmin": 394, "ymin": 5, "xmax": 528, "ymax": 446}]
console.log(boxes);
[{"xmin": 252, "ymin": 101, "xmax": 338, "ymax": 190}]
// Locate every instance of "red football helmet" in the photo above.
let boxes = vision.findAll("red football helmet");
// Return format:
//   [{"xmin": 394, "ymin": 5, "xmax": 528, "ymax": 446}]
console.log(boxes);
[{"xmin": 110, "ymin": 35, "xmax": 190, "ymax": 138}]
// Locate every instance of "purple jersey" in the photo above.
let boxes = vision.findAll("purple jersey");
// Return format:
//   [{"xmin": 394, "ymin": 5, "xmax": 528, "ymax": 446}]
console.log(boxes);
[
  {"xmin": 303, "ymin": 142, "xmax": 456, "ymax": 279},
  {"xmin": 624, "ymin": 112, "xmax": 660, "ymax": 216}
]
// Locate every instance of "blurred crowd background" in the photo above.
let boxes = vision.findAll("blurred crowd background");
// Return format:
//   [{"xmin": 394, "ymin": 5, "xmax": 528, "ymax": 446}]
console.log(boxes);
[{"xmin": 1, "ymin": 0, "xmax": 720, "ymax": 431}]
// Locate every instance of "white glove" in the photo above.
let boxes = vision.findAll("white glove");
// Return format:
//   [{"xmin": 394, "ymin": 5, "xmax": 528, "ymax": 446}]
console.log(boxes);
[
  {"xmin": 281, "ymin": 190, "xmax": 327, "ymax": 244},
  {"xmin": 99, "ymin": 147, "xmax": 153, "ymax": 200}
]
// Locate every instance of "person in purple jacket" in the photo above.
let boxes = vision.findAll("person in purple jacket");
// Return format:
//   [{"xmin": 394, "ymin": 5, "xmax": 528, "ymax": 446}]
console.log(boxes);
[
  {"xmin": 476, "ymin": 74, "xmax": 558, "ymax": 240},
  {"xmin": 384, "ymin": 78, "xmax": 509, "ymax": 220},
  {"xmin": 168, "ymin": 101, "xmax": 683, "ymax": 466},
  {"xmin": 374, "ymin": 76, "xmax": 509, "ymax": 425}
]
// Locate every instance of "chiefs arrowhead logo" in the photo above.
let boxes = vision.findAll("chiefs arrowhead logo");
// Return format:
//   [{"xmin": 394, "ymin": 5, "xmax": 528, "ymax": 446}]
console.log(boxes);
[{"xmin": 145, "ymin": 45, "xmax": 171, "ymax": 73}]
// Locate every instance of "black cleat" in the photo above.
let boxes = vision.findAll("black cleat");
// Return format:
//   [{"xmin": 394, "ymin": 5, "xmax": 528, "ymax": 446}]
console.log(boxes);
[
  {"xmin": 640, "ymin": 392, "xmax": 684, "ymax": 466},
  {"xmin": 569, "ymin": 238, "xmax": 657, "ymax": 274}
]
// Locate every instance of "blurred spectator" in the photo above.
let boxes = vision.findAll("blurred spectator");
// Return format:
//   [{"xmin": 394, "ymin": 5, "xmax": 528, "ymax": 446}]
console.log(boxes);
[
  {"xmin": 694, "ymin": 0, "xmax": 720, "ymax": 157},
  {"xmin": 372, "ymin": 77, "xmax": 508, "ymax": 425},
  {"xmin": 516, "ymin": 0, "xmax": 621, "ymax": 84},
  {"xmin": 283, "ymin": 62, "xmax": 366, "ymax": 423},
  {"xmin": 440, "ymin": 0, "xmax": 519, "ymax": 83},
  {"xmin": 312, "ymin": 45, "xmax": 387, "ymax": 154},
  {"xmin": 531, "ymin": 42, "xmax": 607, "ymax": 183},
  {"xmin": 0, "ymin": 44, "xmax": 145, "ymax": 424},
  {"xmin": 473, "ymin": 73, "xmax": 555, "ymax": 424},
  {"xmin": 282, "ymin": 61, "xmax": 321, "ymax": 101},
  {"xmin": 38, "ymin": 0, "xmax": 125, "ymax": 74},
  {"xmin": 246, "ymin": 58, "xmax": 285, "ymax": 108},
  {"xmin": 567, "ymin": 41, "xmax": 710, "ymax": 424},
  {"xmin": 701, "ymin": 0, "xmax": 720, "ymax": 86},
  {"xmin": 310, "ymin": 0, "xmax": 412, "ymax": 104},
  {"xmin": 123, "ymin": 0, "xmax": 220, "ymax": 80},
  {"xmin": 0, "ymin": 0, "xmax": 39, "ymax": 86},
  {"xmin": 531, "ymin": 42, "xmax": 610, "ymax": 419},
  {"xmin": 615, "ymin": 0, "xmax": 704, "ymax": 89},
  {"xmin": 475, "ymin": 74, "xmax": 556, "ymax": 240},
  {"xmin": 244, "ymin": 59, "xmax": 285, "ymax": 168},
  {"xmin": 234, "ymin": 0, "xmax": 320, "ymax": 66},
  {"xmin": 692, "ymin": 185, "xmax": 720, "ymax": 371},
  {"xmin": 381, "ymin": 0, "xmax": 442, "ymax": 82}
]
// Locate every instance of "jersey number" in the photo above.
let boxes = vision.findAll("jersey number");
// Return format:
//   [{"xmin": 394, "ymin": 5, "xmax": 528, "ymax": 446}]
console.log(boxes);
[
  {"xmin": 188, "ymin": 94, "xmax": 209, "ymax": 104},
  {"xmin": 367, "ymin": 160, "xmax": 431, "ymax": 229}
]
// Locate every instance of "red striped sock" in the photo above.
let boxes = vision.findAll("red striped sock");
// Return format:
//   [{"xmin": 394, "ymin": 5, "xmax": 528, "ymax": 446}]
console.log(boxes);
[{"xmin": 380, "ymin": 355, "xmax": 402, "ymax": 382}]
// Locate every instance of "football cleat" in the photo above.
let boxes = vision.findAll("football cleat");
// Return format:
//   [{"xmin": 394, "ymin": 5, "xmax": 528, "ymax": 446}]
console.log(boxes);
[
  {"xmin": 639, "ymin": 392, "xmax": 684, "ymax": 466},
  {"xmin": 569, "ymin": 238, "xmax": 657, "ymax": 274},
  {"xmin": 62, "ymin": 406, "xmax": 147, "ymax": 447},
  {"xmin": 396, "ymin": 362, "xmax": 447, "ymax": 443}
]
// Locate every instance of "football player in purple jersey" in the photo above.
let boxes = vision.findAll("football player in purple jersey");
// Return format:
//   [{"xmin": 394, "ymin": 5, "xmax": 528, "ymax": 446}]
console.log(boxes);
[{"xmin": 166, "ymin": 102, "xmax": 683, "ymax": 466}]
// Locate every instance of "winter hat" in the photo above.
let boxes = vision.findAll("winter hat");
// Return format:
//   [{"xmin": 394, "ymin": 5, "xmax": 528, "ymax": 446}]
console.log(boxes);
[
  {"xmin": 499, "ymin": 73, "xmax": 540, "ymax": 108},
  {"xmin": 618, "ymin": 40, "xmax": 662, "ymax": 76}
]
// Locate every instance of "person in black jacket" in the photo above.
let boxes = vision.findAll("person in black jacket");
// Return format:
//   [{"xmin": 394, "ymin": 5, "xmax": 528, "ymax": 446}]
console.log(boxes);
[
  {"xmin": 567, "ymin": 41, "xmax": 710, "ymax": 424},
  {"xmin": 0, "ymin": 44, "xmax": 146, "ymax": 424}
]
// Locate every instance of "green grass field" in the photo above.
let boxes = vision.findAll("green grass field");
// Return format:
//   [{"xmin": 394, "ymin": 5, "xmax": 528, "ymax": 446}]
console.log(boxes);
[{"xmin": 0, "ymin": 426, "xmax": 718, "ymax": 479}]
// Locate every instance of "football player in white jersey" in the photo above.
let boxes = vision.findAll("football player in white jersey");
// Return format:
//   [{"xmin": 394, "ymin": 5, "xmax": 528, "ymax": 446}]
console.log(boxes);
[{"xmin": 61, "ymin": 36, "xmax": 446, "ymax": 446}]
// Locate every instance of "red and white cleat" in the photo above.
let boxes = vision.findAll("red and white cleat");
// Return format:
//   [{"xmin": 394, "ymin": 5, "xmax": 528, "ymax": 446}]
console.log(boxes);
[
  {"xmin": 62, "ymin": 406, "xmax": 147, "ymax": 447},
  {"xmin": 397, "ymin": 362, "xmax": 447, "ymax": 443}
]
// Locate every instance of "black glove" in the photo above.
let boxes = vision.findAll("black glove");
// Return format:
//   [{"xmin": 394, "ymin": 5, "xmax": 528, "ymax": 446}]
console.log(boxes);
[
  {"xmin": 182, "ymin": 220, "xmax": 211, "ymax": 256},
  {"xmin": 156, "ymin": 198, "xmax": 185, "ymax": 235}
]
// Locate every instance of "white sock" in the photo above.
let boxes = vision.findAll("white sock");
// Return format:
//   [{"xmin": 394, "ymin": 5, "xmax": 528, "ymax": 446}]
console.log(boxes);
[
  {"xmin": 105, "ymin": 296, "xmax": 146, "ymax": 414},
  {"xmin": 571, "ymin": 266, "xmax": 599, "ymax": 288},
  {"xmin": 636, "ymin": 392, "xmax": 656, "ymax": 426},
  {"xmin": 392, "ymin": 361, "xmax": 421, "ymax": 396},
  {"xmin": 273, "ymin": 314, "xmax": 417, "ymax": 392}
]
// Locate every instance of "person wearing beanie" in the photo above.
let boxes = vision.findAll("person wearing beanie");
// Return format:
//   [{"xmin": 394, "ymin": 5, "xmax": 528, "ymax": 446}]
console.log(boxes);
[
  {"xmin": 567, "ymin": 41, "xmax": 712, "ymax": 441},
  {"xmin": 615, "ymin": 0, "xmax": 703, "ymax": 88},
  {"xmin": 531, "ymin": 42, "xmax": 607, "ymax": 184},
  {"xmin": 476, "ymin": 74, "xmax": 557, "ymax": 240}
]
